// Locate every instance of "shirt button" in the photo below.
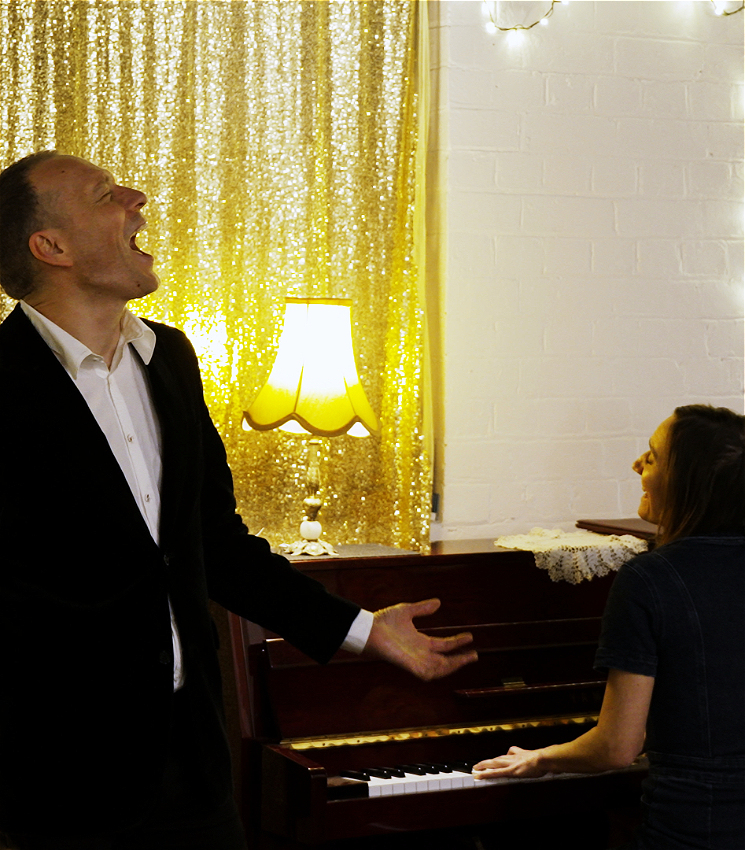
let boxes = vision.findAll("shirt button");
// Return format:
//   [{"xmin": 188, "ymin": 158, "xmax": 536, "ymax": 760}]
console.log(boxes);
[
  {"xmin": 163, "ymin": 554, "xmax": 171, "ymax": 566},
  {"xmin": 145, "ymin": 494, "xmax": 151, "ymax": 502},
  {"xmin": 127, "ymin": 435, "xmax": 134, "ymax": 443},
  {"xmin": 159, "ymin": 650, "xmax": 171, "ymax": 666}
]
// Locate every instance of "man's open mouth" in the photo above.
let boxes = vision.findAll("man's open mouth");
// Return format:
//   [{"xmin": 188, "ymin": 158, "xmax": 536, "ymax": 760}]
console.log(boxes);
[{"xmin": 129, "ymin": 229, "xmax": 151, "ymax": 257}]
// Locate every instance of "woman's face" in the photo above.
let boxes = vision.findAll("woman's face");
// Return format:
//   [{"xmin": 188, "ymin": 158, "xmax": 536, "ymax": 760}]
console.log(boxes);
[{"xmin": 632, "ymin": 415, "xmax": 675, "ymax": 524}]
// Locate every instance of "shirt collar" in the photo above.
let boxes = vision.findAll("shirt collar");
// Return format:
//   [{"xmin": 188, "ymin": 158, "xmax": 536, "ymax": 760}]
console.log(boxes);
[{"xmin": 20, "ymin": 301, "xmax": 157, "ymax": 379}]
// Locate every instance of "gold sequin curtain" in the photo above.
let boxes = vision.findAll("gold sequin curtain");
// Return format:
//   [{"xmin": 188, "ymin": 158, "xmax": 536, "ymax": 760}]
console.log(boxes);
[{"xmin": 0, "ymin": 0, "xmax": 431, "ymax": 551}]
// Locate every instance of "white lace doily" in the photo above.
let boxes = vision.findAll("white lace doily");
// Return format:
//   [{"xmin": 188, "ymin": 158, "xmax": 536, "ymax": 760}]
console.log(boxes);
[{"xmin": 494, "ymin": 527, "xmax": 648, "ymax": 584}]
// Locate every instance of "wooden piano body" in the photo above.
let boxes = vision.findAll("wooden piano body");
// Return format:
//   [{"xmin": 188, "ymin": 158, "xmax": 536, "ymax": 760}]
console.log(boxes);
[{"xmin": 228, "ymin": 540, "xmax": 647, "ymax": 847}]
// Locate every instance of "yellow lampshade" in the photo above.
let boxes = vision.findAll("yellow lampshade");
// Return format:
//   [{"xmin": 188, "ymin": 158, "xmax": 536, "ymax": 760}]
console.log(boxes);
[{"xmin": 243, "ymin": 298, "xmax": 378, "ymax": 438}]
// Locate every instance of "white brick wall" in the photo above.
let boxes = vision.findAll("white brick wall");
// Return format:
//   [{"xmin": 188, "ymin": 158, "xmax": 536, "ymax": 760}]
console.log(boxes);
[{"xmin": 432, "ymin": 0, "xmax": 744, "ymax": 540}]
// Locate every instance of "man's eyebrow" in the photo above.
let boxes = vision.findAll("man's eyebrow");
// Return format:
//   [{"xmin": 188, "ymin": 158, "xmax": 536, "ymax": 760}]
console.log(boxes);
[{"xmin": 91, "ymin": 174, "xmax": 114, "ymax": 194}]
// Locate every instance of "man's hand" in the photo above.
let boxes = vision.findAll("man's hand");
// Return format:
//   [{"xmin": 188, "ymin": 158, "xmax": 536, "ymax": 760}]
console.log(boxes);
[{"xmin": 363, "ymin": 598, "xmax": 477, "ymax": 681}]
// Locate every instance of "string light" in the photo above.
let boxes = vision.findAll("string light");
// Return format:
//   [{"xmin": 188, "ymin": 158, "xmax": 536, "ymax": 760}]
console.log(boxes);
[
  {"xmin": 482, "ymin": 0, "xmax": 743, "ymax": 36},
  {"xmin": 711, "ymin": 0, "xmax": 744, "ymax": 15},
  {"xmin": 483, "ymin": 0, "xmax": 560, "ymax": 33}
]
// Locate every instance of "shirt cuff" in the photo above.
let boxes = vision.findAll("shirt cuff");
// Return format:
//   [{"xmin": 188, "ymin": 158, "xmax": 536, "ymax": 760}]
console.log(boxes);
[{"xmin": 341, "ymin": 608, "xmax": 374, "ymax": 654}]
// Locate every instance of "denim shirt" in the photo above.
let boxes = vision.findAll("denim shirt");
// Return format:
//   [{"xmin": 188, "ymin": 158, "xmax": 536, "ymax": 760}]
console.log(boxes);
[{"xmin": 594, "ymin": 535, "xmax": 745, "ymax": 849}]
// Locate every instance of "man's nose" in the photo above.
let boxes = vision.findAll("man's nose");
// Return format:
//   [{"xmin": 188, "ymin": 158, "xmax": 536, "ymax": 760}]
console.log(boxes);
[{"xmin": 114, "ymin": 184, "xmax": 147, "ymax": 210}]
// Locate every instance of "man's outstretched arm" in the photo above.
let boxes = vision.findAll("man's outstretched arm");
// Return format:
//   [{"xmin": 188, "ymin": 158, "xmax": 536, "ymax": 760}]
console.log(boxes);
[{"xmin": 363, "ymin": 598, "xmax": 478, "ymax": 681}]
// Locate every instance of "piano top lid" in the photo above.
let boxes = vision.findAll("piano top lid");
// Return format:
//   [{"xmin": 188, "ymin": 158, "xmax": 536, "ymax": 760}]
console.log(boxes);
[{"xmin": 576, "ymin": 517, "xmax": 657, "ymax": 541}]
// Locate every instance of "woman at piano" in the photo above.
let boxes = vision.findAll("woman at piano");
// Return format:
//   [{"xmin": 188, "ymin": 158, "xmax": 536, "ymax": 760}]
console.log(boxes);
[{"xmin": 474, "ymin": 404, "xmax": 744, "ymax": 850}]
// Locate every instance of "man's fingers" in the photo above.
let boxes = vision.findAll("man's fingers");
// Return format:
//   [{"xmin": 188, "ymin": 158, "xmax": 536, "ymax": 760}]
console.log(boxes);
[
  {"xmin": 405, "ymin": 597, "xmax": 441, "ymax": 618},
  {"xmin": 429, "ymin": 631, "xmax": 474, "ymax": 652},
  {"xmin": 441, "ymin": 649, "xmax": 478, "ymax": 673}
]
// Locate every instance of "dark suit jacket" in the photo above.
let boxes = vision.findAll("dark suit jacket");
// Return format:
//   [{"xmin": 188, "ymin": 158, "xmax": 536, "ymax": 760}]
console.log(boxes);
[{"xmin": 0, "ymin": 304, "xmax": 359, "ymax": 838}]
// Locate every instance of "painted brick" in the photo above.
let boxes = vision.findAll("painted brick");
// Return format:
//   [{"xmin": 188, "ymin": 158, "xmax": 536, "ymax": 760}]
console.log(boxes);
[
  {"xmin": 687, "ymin": 161, "xmax": 739, "ymax": 201},
  {"xmin": 706, "ymin": 319, "xmax": 745, "ymax": 358},
  {"xmin": 441, "ymin": 482, "xmax": 491, "ymax": 525},
  {"xmin": 449, "ymin": 190, "xmax": 522, "ymax": 233},
  {"xmin": 681, "ymin": 240, "xmax": 728, "ymax": 276},
  {"xmin": 541, "ymin": 238, "xmax": 592, "ymax": 276},
  {"xmin": 596, "ymin": 0, "xmax": 694, "ymax": 37},
  {"xmin": 616, "ymin": 199, "xmax": 702, "ymax": 237},
  {"xmin": 494, "ymin": 235, "xmax": 545, "ymax": 277},
  {"xmin": 448, "ymin": 149, "xmax": 497, "ymax": 191},
  {"xmin": 638, "ymin": 161, "xmax": 686, "ymax": 199},
  {"xmin": 495, "ymin": 151, "xmax": 544, "ymax": 193},
  {"xmin": 682, "ymin": 357, "xmax": 745, "ymax": 396},
  {"xmin": 687, "ymin": 81, "xmax": 739, "ymax": 121},
  {"xmin": 532, "ymin": 32, "xmax": 616, "ymax": 75},
  {"xmin": 522, "ymin": 111, "xmax": 617, "ymax": 156},
  {"xmin": 615, "ymin": 117, "xmax": 709, "ymax": 160},
  {"xmin": 546, "ymin": 73, "xmax": 595, "ymax": 112},
  {"xmin": 448, "ymin": 67, "xmax": 501, "ymax": 109},
  {"xmin": 592, "ymin": 158, "xmax": 637, "ymax": 196},
  {"xmin": 592, "ymin": 239, "xmax": 637, "ymax": 276},
  {"xmin": 705, "ymin": 122, "xmax": 744, "ymax": 160},
  {"xmin": 640, "ymin": 81, "xmax": 688, "ymax": 119},
  {"xmin": 615, "ymin": 37, "xmax": 706, "ymax": 83},
  {"xmin": 447, "ymin": 231, "xmax": 495, "ymax": 275},
  {"xmin": 449, "ymin": 107, "xmax": 521, "ymax": 150},
  {"xmin": 492, "ymin": 69, "xmax": 546, "ymax": 112},
  {"xmin": 542, "ymin": 155, "xmax": 593, "ymax": 194},
  {"xmin": 594, "ymin": 76, "xmax": 642, "ymax": 116},
  {"xmin": 702, "ymin": 200, "xmax": 744, "ymax": 238},
  {"xmin": 703, "ymin": 43, "xmax": 745, "ymax": 83},
  {"xmin": 543, "ymin": 311, "xmax": 594, "ymax": 357},
  {"xmin": 522, "ymin": 196, "xmax": 616, "ymax": 237},
  {"xmin": 434, "ymin": 1, "xmax": 743, "ymax": 539}
]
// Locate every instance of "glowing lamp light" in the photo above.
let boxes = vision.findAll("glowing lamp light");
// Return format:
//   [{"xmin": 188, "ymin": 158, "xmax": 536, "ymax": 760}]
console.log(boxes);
[
  {"xmin": 243, "ymin": 298, "xmax": 378, "ymax": 438},
  {"xmin": 243, "ymin": 298, "xmax": 378, "ymax": 556}
]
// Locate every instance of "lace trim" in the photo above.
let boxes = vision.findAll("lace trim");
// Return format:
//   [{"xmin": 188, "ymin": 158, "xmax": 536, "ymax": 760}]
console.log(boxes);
[{"xmin": 494, "ymin": 527, "xmax": 648, "ymax": 584}]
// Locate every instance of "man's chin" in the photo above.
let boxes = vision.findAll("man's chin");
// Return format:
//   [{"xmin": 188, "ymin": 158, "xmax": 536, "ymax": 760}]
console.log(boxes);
[{"xmin": 132, "ymin": 272, "xmax": 160, "ymax": 298}]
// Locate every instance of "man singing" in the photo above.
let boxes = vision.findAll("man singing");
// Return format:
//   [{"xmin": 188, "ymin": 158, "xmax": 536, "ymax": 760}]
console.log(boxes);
[{"xmin": 0, "ymin": 151, "xmax": 476, "ymax": 850}]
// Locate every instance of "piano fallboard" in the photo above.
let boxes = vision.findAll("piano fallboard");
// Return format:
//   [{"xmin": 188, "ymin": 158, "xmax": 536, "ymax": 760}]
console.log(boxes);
[{"xmin": 229, "ymin": 540, "xmax": 647, "ymax": 847}]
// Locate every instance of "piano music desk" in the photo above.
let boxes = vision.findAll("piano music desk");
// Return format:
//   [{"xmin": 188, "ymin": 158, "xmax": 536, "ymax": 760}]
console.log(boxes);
[{"xmin": 228, "ymin": 540, "xmax": 646, "ymax": 848}]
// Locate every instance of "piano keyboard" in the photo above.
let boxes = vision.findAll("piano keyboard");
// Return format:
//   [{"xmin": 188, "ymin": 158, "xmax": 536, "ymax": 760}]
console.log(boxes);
[
  {"xmin": 328, "ymin": 758, "xmax": 649, "ymax": 800},
  {"xmin": 333, "ymin": 761, "xmax": 501, "ymax": 797}
]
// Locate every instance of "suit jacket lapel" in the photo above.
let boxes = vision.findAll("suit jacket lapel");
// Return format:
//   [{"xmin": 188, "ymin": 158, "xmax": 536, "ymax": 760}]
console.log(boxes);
[
  {"xmin": 142, "ymin": 330, "xmax": 194, "ymax": 543},
  {"xmin": 0, "ymin": 304, "xmax": 156, "ymax": 547}
]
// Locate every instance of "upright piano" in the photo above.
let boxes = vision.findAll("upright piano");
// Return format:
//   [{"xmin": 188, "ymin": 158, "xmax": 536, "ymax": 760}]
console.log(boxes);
[{"xmin": 228, "ymin": 539, "xmax": 648, "ymax": 848}]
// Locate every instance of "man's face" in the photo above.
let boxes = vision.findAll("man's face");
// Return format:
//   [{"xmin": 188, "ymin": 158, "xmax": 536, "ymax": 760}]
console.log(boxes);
[{"xmin": 30, "ymin": 155, "xmax": 159, "ymax": 303}]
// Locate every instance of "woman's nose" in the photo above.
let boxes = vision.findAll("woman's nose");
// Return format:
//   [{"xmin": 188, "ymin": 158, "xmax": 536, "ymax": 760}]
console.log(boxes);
[{"xmin": 632, "ymin": 456, "xmax": 643, "ymax": 475}]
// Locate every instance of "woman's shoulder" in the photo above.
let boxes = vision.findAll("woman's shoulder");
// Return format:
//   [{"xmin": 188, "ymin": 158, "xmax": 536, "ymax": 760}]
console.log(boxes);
[{"xmin": 617, "ymin": 534, "xmax": 744, "ymax": 591}]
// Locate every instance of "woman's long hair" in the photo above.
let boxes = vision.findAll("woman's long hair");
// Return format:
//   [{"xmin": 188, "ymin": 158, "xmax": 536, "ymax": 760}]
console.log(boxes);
[{"xmin": 657, "ymin": 404, "xmax": 745, "ymax": 545}]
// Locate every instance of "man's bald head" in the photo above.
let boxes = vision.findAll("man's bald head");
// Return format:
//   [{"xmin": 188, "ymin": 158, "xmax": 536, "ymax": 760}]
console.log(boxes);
[{"xmin": 0, "ymin": 150, "xmax": 62, "ymax": 300}]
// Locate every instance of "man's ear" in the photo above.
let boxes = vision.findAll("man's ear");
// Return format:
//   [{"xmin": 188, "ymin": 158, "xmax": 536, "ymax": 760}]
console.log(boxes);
[{"xmin": 28, "ymin": 230, "xmax": 73, "ymax": 268}]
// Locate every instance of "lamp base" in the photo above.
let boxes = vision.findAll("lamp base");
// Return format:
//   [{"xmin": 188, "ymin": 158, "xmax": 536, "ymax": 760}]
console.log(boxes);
[{"xmin": 280, "ymin": 537, "xmax": 339, "ymax": 557}]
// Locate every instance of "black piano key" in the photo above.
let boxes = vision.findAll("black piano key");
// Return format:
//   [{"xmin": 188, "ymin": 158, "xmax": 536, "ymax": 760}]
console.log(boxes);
[
  {"xmin": 424, "ymin": 762, "xmax": 453, "ymax": 773},
  {"xmin": 411, "ymin": 763, "xmax": 442, "ymax": 774},
  {"xmin": 377, "ymin": 766, "xmax": 406, "ymax": 778},
  {"xmin": 396, "ymin": 764, "xmax": 428, "ymax": 776},
  {"xmin": 340, "ymin": 769, "xmax": 370, "ymax": 782},
  {"xmin": 366, "ymin": 768, "xmax": 393, "ymax": 779},
  {"xmin": 444, "ymin": 761, "xmax": 475, "ymax": 774}
]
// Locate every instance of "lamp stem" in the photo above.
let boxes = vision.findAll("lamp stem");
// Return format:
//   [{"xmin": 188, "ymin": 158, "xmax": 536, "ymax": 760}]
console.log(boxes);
[
  {"xmin": 303, "ymin": 437, "xmax": 323, "ymax": 522},
  {"xmin": 279, "ymin": 437, "xmax": 339, "ymax": 557}
]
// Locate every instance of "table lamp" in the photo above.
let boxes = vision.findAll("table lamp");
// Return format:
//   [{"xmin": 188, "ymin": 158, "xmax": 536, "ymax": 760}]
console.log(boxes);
[{"xmin": 243, "ymin": 298, "xmax": 378, "ymax": 556}]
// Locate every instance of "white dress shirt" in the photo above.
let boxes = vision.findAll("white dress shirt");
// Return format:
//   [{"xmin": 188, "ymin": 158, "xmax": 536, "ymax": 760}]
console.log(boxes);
[{"xmin": 20, "ymin": 301, "xmax": 373, "ymax": 686}]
